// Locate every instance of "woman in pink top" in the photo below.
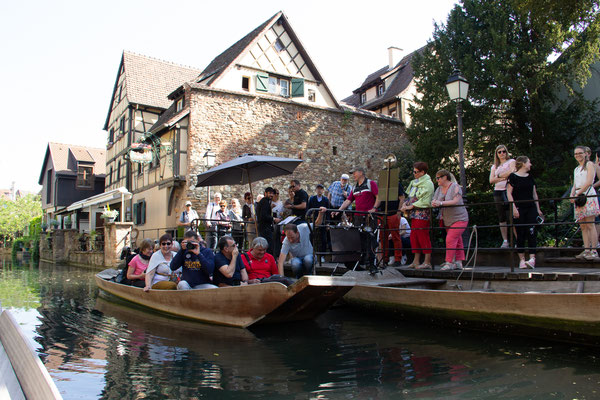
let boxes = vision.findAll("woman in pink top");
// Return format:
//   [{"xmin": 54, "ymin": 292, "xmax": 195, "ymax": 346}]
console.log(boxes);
[
  {"xmin": 126, "ymin": 239, "xmax": 153, "ymax": 288},
  {"xmin": 489, "ymin": 144, "xmax": 515, "ymax": 248}
]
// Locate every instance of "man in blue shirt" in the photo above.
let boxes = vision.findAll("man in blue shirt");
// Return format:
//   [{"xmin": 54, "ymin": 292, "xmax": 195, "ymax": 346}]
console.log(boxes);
[
  {"xmin": 171, "ymin": 230, "xmax": 217, "ymax": 290},
  {"xmin": 214, "ymin": 236, "xmax": 248, "ymax": 286}
]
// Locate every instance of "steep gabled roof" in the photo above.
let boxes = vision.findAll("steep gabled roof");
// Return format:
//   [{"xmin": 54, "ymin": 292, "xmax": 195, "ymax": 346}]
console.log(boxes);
[
  {"xmin": 38, "ymin": 143, "xmax": 106, "ymax": 184},
  {"xmin": 103, "ymin": 52, "xmax": 202, "ymax": 130},
  {"xmin": 342, "ymin": 47, "xmax": 424, "ymax": 109},
  {"xmin": 195, "ymin": 11, "xmax": 340, "ymax": 108}
]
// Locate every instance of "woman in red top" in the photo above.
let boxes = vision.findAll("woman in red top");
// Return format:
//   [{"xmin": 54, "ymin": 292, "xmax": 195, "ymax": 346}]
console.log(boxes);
[
  {"xmin": 126, "ymin": 239, "xmax": 153, "ymax": 287},
  {"xmin": 241, "ymin": 237, "xmax": 279, "ymax": 283}
]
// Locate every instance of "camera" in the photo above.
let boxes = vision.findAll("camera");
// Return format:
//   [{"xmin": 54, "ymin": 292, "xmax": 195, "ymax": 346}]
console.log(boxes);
[{"xmin": 186, "ymin": 242, "xmax": 197, "ymax": 250}]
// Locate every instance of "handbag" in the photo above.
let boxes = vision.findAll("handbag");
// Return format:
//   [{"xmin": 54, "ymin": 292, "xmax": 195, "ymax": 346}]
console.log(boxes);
[{"xmin": 575, "ymin": 193, "xmax": 587, "ymax": 208}]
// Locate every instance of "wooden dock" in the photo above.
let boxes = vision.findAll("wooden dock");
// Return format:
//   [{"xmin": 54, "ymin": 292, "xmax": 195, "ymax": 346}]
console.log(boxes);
[{"xmin": 0, "ymin": 303, "xmax": 62, "ymax": 400}]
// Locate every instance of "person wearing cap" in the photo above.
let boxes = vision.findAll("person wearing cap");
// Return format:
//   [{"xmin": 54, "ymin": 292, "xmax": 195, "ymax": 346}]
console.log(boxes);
[
  {"xmin": 308, "ymin": 184, "xmax": 331, "ymax": 262},
  {"xmin": 177, "ymin": 200, "xmax": 200, "ymax": 229},
  {"xmin": 334, "ymin": 167, "xmax": 379, "ymax": 268},
  {"xmin": 328, "ymin": 174, "xmax": 352, "ymax": 217}
]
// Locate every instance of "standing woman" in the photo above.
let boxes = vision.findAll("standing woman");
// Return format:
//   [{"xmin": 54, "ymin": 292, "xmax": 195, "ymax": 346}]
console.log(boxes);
[
  {"xmin": 570, "ymin": 146, "xmax": 600, "ymax": 260},
  {"xmin": 489, "ymin": 144, "xmax": 515, "ymax": 248},
  {"xmin": 400, "ymin": 162, "xmax": 434, "ymax": 269},
  {"xmin": 431, "ymin": 170, "xmax": 469, "ymax": 270},
  {"xmin": 506, "ymin": 156, "xmax": 544, "ymax": 269},
  {"xmin": 229, "ymin": 198, "xmax": 244, "ymax": 248}
]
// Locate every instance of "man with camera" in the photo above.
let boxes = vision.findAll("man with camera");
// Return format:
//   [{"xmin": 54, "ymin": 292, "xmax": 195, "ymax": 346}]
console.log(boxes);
[
  {"xmin": 214, "ymin": 236, "xmax": 249, "ymax": 286},
  {"xmin": 171, "ymin": 230, "xmax": 217, "ymax": 290}
]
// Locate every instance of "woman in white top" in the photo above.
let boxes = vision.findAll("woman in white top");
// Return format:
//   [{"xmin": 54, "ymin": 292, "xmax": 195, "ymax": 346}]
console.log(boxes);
[
  {"xmin": 489, "ymin": 144, "xmax": 515, "ymax": 248},
  {"xmin": 571, "ymin": 146, "xmax": 600, "ymax": 260},
  {"xmin": 143, "ymin": 233, "xmax": 178, "ymax": 291}
]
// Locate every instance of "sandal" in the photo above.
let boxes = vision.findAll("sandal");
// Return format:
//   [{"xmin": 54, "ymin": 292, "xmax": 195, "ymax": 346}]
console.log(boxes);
[
  {"xmin": 415, "ymin": 263, "xmax": 432, "ymax": 270},
  {"xmin": 405, "ymin": 262, "xmax": 419, "ymax": 269},
  {"xmin": 440, "ymin": 262, "xmax": 456, "ymax": 271}
]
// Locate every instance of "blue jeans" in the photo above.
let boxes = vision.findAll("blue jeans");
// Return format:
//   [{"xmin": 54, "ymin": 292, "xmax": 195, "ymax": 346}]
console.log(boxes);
[
  {"xmin": 290, "ymin": 254, "xmax": 314, "ymax": 278},
  {"xmin": 177, "ymin": 281, "xmax": 218, "ymax": 290}
]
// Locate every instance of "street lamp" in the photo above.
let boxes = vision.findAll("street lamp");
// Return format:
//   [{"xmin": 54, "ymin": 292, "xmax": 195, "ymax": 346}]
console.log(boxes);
[
  {"xmin": 203, "ymin": 149, "xmax": 216, "ymax": 204},
  {"xmin": 445, "ymin": 69, "xmax": 469, "ymax": 194}
]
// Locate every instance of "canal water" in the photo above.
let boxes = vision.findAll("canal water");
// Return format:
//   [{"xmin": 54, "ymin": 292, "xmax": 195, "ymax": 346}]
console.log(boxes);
[{"xmin": 2, "ymin": 258, "xmax": 600, "ymax": 399}]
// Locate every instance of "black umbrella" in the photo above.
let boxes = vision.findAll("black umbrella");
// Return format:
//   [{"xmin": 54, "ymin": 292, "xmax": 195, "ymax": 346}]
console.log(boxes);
[{"xmin": 195, "ymin": 154, "xmax": 303, "ymax": 188}]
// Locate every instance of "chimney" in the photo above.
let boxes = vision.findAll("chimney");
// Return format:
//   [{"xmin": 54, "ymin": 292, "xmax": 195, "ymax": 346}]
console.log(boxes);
[{"xmin": 388, "ymin": 46, "xmax": 403, "ymax": 69}]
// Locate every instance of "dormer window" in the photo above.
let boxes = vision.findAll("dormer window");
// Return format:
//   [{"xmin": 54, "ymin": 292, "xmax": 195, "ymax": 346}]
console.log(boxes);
[
  {"xmin": 377, "ymin": 84, "xmax": 384, "ymax": 97},
  {"xmin": 77, "ymin": 164, "xmax": 93, "ymax": 188},
  {"xmin": 176, "ymin": 98, "xmax": 184, "ymax": 112},
  {"xmin": 360, "ymin": 92, "xmax": 367, "ymax": 104}
]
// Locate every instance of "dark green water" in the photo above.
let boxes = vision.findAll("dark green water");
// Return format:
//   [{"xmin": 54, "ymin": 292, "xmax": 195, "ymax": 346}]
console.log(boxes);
[{"xmin": 2, "ymin": 258, "xmax": 600, "ymax": 399}]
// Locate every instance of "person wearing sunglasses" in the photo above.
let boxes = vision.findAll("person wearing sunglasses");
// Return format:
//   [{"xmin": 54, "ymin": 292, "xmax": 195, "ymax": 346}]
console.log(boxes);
[
  {"xmin": 489, "ymin": 144, "xmax": 515, "ymax": 248},
  {"xmin": 144, "ymin": 234, "xmax": 178, "ymax": 291},
  {"xmin": 400, "ymin": 162, "xmax": 434, "ymax": 269},
  {"xmin": 571, "ymin": 146, "xmax": 600, "ymax": 260},
  {"xmin": 171, "ymin": 230, "xmax": 217, "ymax": 290}
]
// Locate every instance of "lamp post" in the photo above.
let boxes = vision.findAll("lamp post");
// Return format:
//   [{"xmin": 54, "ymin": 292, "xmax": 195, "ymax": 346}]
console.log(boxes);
[
  {"xmin": 445, "ymin": 69, "xmax": 469, "ymax": 195},
  {"xmin": 203, "ymin": 149, "xmax": 216, "ymax": 203}
]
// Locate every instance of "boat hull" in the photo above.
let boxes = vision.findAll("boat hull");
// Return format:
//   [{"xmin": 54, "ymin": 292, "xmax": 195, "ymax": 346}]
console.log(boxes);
[
  {"xmin": 95, "ymin": 275, "xmax": 353, "ymax": 328},
  {"xmin": 345, "ymin": 284, "xmax": 600, "ymax": 343}
]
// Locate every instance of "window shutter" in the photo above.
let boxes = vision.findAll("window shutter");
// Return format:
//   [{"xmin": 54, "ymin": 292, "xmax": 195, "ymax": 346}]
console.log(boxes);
[
  {"xmin": 256, "ymin": 73, "xmax": 268, "ymax": 92},
  {"xmin": 291, "ymin": 78, "xmax": 304, "ymax": 97},
  {"xmin": 132, "ymin": 203, "xmax": 138, "ymax": 224},
  {"xmin": 140, "ymin": 201, "xmax": 146, "ymax": 224}
]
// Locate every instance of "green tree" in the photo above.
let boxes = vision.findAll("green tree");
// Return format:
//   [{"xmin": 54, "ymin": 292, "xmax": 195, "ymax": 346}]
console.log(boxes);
[
  {"xmin": 407, "ymin": 0, "xmax": 600, "ymax": 192},
  {"xmin": 0, "ymin": 194, "xmax": 42, "ymax": 246}
]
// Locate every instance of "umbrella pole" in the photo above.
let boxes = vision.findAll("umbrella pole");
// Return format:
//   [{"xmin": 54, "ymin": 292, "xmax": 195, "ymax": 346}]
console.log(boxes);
[{"xmin": 246, "ymin": 171, "xmax": 258, "ymax": 238}]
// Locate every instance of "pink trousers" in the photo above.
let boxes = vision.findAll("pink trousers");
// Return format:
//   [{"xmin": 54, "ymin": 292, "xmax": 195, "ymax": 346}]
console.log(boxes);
[{"xmin": 445, "ymin": 220, "xmax": 468, "ymax": 262}]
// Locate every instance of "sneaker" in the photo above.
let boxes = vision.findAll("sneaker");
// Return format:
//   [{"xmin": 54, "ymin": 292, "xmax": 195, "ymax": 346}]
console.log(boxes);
[
  {"xmin": 454, "ymin": 261, "xmax": 463, "ymax": 270},
  {"xmin": 500, "ymin": 240, "xmax": 510, "ymax": 248},
  {"xmin": 584, "ymin": 250, "xmax": 600, "ymax": 261},
  {"xmin": 519, "ymin": 259, "xmax": 527, "ymax": 269},
  {"xmin": 575, "ymin": 250, "xmax": 590, "ymax": 260},
  {"xmin": 387, "ymin": 257, "xmax": 396, "ymax": 266},
  {"xmin": 401, "ymin": 255, "xmax": 407, "ymax": 265},
  {"xmin": 524, "ymin": 258, "xmax": 536, "ymax": 269}
]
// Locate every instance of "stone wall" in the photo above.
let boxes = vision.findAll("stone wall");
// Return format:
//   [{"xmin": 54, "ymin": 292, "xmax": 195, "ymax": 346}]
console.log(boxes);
[{"xmin": 185, "ymin": 85, "xmax": 408, "ymax": 209}]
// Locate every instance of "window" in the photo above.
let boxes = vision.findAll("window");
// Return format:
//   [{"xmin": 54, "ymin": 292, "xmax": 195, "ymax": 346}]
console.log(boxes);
[
  {"xmin": 117, "ymin": 161, "xmax": 121, "ymax": 181},
  {"xmin": 77, "ymin": 165, "xmax": 93, "ymax": 188},
  {"xmin": 109, "ymin": 166, "xmax": 113, "ymax": 185},
  {"xmin": 46, "ymin": 170, "xmax": 52, "ymax": 204},
  {"xmin": 361, "ymin": 93, "xmax": 367, "ymax": 104},
  {"xmin": 280, "ymin": 79, "xmax": 289, "ymax": 97},
  {"xmin": 242, "ymin": 76, "xmax": 250, "ymax": 91},
  {"xmin": 176, "ymin": 98, "xmax": 184, "ymax": 112},
  {"xmin": 308, "ymin": 89, "xmax": 316, "ymax": 102},
  {"xmin": 132, "ymin": 200, "xmax": 146, "ymax": 225},
  {"xmin": 138, "ymin": 163, "xmax": 143, "ymax": 176},
  {"xmin": 377, "ymin": 84, "xmax": 384, "ymax": 96},
  {"xmin": 119, "ymin": 117, "xmax": 125, "ymax": 135},
  {"xmin": 109, "ymin": 128, "xmax": 114, "ymax": 144},
  {"xmin": 274, "ymin": 38, "xmax": 285, "ymax": 52},
  {"xmin": 268, "ymin": 76, "xmax": 278, "ymax": 93},
  {"xmin": 332, "ymin": 146, "xmax": 338, "ymax": 155}
]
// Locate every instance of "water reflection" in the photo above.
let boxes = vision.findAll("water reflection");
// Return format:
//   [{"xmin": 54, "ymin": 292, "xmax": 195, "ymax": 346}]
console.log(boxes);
[{"xmin": 2, "ymin": 259, "xmax": 600, "ymax": 399}]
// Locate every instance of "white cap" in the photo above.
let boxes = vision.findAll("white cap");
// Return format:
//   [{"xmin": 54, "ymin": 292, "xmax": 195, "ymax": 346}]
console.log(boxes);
[
  {"xmin": 341, "ymin": 174, "xmax": 350, "ymax": 180},
  {"xmin": 185, "ymin": 200, "xmax": 192, "ymax": 206}
]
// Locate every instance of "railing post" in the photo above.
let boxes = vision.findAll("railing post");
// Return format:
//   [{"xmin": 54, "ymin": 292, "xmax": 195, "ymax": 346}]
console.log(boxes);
[{"xmin": 508, "ymin": 200, "xmax": 515, "ymax": 273}]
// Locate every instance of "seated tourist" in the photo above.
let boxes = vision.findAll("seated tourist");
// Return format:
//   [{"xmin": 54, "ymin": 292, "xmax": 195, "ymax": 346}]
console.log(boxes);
[
  {"xmin": 241, "ymin": 237, "xmax": 280, "ymax": 283},
  {"xmin": 278, "ymin": 223, "xmax": 314, "ymax": 278},
  {"xmin": 171, "ymin": 230, "xmax": 217, "ymax": 290},
  {"xmin": 214, "ymin": 236, "xmax": 249, "ymax": 286},
  {"xmin": 125, "ymin": 238, "xmax": 153, "ymax": 287},
  {"xmin": 144, "ymin": 234, "xmax": 177, "ymax": 291}
]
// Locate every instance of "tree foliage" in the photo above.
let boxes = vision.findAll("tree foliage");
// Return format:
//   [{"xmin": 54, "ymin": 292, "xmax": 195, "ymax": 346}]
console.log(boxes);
[
  {"xmin": 407, "ymin": 0, "xmax": 600, "ymax": 192},
  {"xmin": 0, "ymin": 194, "xmax": 42, "ymax": 245}
]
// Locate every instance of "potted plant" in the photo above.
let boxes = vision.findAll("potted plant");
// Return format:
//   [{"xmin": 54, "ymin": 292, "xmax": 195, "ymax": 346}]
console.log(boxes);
[
  {"xmin": 41, "ymin": 222, "xmax": 48, "ymax": 233},
  {"xmin": 89, "ymin": 230, "xmax": 98, "ymax": 251},
  {"xmin": 50, "ymin": 219, "xmax": 59, "ymax": 230},
  {"xmin": 101, "ymin": 205, "xmax": 119, "ymax": 223},
  {"xmin": 64, "ymin": 215, "xmax": 72, "ymax": 229}
]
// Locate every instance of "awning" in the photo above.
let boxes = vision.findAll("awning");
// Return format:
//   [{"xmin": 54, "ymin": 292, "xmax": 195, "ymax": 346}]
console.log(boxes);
[{"xmin": 66, "ymin": 187, "xmax": 132, "ymax": 212}]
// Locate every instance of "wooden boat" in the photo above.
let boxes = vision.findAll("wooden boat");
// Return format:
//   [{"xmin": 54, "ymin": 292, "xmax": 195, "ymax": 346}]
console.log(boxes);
[
  {"xmin": 95, "ymin": 272, "xmax": 354, "ymax": 328},
  {"xmin": 0, "ymin": 305, "xmax": 63, "ymax": 399},
  {"xmin": 343, "ymin": 269, "xmax": 600, "ymax": 344}
]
